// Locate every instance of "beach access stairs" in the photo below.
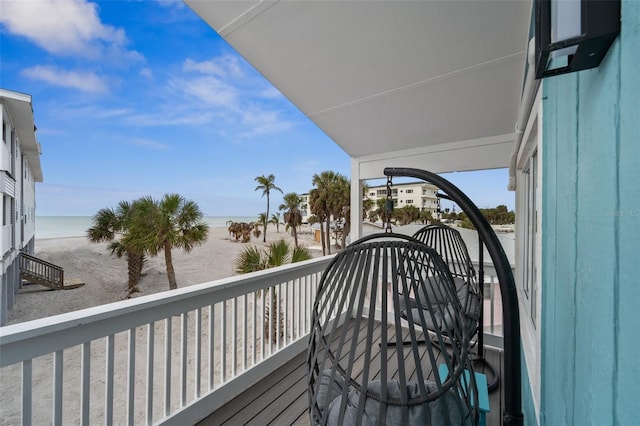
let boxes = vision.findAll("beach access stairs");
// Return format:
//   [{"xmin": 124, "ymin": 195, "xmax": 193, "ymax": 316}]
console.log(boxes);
[{"xmin": 18, "ymin": 252, "xmax": 83, "ymax": 291}]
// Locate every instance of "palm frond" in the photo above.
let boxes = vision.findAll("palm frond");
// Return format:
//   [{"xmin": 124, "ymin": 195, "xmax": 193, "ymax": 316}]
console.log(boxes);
[
  {"xmin": 291, "ymin": 245, "xmax": 312, "ymax": 263},
  {"xmin": 267, "ymin": 240, "xmax": 290, "ymax": 267},
  {"xmin": 235, "ymin": 245, "xmax": 266, "ymax": 274}
]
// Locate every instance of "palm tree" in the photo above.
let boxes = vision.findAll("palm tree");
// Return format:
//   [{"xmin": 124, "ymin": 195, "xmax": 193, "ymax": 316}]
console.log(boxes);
[
  {"xmin": 362, "ymin": 182, "xmax": 374, "ymax": 218},
  {"xmin": 234, "ymin": 240, "xmax": 311, "ymax": 341},
  {"xmin": 255, "ymin": 212, "xmax": 267, "ymax": 238},
  {"xmin": 310, "ymin": 171, "xmax": 349, "ymax": 255},
  {"xmin": 279, "ymin": 192, "xmax": 302, "ymax": 248},
  {"xmin": 87, "ymin": 200, "xmax": 145, "ymax": 295},
  {"xmin": 330, "ymin": 175, "xmax": 350, "ymax": 249},
  {"xmin": 254, "ymin": 174, "xmax": 283, "ymax": 242},
  {"xmin": 124, "ymin": 194, "xmax": 209, "ymax": 290},
  {"xmin": 270, "ymin": 212, "xmax": 281, "ymax": 233},
  {"xmin": 310, "ymin": 171, "xmax": 336, "ymax": 255}
]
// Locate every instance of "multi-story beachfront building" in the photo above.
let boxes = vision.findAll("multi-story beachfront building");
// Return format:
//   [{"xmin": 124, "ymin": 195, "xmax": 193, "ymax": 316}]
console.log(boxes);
[
  {"xmin": 364, "ymin": 181, "xmax": 439, "ymax": 219},
  {"xmin": 300, "ymin": 182, "xmax": 439, "ymax": 224},
  {"xmin": 0, "ymin": 89, "xmax": 43, "ymax": 325},
  {"xmin": 299, "ymin": 192, "xmax": 310, "ymax": 223}
]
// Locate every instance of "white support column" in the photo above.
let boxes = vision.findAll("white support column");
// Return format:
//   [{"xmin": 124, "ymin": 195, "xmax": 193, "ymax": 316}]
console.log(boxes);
[{"xmin": 350, "ymin": 158, "xmax": 363, "ymax": 243}]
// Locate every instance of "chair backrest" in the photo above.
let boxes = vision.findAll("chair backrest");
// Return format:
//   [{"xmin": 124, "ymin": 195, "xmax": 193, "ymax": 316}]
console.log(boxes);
[
  {"xmin": 308, "ymin": 233, "xmax": 478, "ymax": 425},
  {"xmin": 412, "ymin": 224, "xmax": 481, "ymax": 324}
]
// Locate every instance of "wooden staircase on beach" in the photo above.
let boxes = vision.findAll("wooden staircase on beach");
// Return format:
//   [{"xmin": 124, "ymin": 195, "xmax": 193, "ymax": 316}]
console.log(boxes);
[{"xmin": 19, "ymin": 252, "xmax": 84, "ymax": 291}]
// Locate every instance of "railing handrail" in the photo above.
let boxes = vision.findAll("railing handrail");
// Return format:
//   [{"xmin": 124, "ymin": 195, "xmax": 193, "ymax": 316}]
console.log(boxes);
[
  {"xmin": 19, "ymin": 251, "xmax": 64, "ymax": 273},
  {"xmin": 471, "ymin": 259, "xmax": 515, "ymax": 279},
  {"xmin": 0, "ymin": 255, "xmax": 333, "ymax": 368}
]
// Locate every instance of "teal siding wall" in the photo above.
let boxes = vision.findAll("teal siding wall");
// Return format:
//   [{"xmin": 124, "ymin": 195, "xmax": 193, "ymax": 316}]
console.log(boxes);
[
  {"xmin": 540, "ymin": 2, "xmax": 640, "ymax": 425},
  {"xmin": 521, "ymin": 348, "xmax": 538, "ymax": 426}
]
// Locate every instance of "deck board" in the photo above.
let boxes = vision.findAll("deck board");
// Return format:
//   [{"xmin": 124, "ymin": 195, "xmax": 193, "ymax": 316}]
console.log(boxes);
[{"xmin": 197, "ymin": 320, "xmax": 504, "ymax": 426}]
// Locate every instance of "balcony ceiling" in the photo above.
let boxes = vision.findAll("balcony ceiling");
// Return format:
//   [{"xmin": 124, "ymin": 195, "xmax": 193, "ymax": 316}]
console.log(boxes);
[{"xmin": 185, "ymin": 0, "xmax": 532, "ymax": 175}]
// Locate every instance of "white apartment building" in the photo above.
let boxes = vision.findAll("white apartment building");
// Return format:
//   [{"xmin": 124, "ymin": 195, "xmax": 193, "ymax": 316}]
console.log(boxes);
[
  {"xmin": 299, "ymin": 181, "xmax": 440, "ymax": 224},
  {"xmin": 365, "ymin": 181, "xmax": 440, "ymax": 218},
  {"xmin": 299, "ymin": 193, "xmax": 310, "ymax": 224},
  {"xmin": 0, "ymin": 89, "xmax": 43, "ymax": 325}
]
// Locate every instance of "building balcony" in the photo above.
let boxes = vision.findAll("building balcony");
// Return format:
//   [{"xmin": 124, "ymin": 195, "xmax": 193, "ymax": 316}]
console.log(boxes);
[{"xmin": 0, "ymin": 256, "xmax": 508, "ymax": 425}]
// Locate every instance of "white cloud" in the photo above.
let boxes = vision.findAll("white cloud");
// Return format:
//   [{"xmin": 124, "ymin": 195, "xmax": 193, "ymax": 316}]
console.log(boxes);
[
  {"xmin": 154, "ymin": 0, "xmax": 186, "ymax": 10},
  {"xmin": 166, "ymin": 55, "xmax": 296, "ymax": 137},
  {"xmin": 259, "ymin": 86, "xmax": 285, "ymax": 100},
  {"xmin": 182, "ymin": 56, "xmax": 245, "ymax": 79},
  {"xmin": 22, "ymin": 65, "xmax": 108, "ymax": 93},
  {"xmin": 139, "ymin": 67, "xmax": 154, "ymax": 79},
  {"xmin": 0, "ymin": 0, "xmax": 134, "ymax": 59},
  {"xmin": 240, "ymin": 108, "xmax": 294, "ymax": 137},
  {"xmin": 175, "ymin": 76, "xmax": 239, "ymax": 108}
]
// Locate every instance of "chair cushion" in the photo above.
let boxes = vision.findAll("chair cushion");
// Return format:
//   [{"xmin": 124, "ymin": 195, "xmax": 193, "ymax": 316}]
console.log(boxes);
[{"xmin": 316, "ymin": 370, "xmax": 471, "ymax": 425}]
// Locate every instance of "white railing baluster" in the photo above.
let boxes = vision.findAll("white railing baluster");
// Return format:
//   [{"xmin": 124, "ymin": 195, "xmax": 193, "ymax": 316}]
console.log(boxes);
[
  {"xmin": 53, "ymin": 350, "xmax": 63, "ymax": 426},
  {"xmin": 297, "ymin": 277, "xmax": 301, "ymax": 339},
  {"xmin": 268, "ymin": 288, "xmax": 273, "ymax": 356},
  {"xmin": 181, "ymin": 313, "xmax": 187, "ymax": 407},
  {"xmin": 195, "ymin": 308, "xmax": 202, "ymax": 399},
  {"xmin": 278, "ymin": 285, "xmax": 282, "ymax": 349},
  {"xmin": 81, "ymin": 342, "xmax": 90, "ymax": 426},
  {"xmin": 492, "ymin": 276, "xmax": 495, "ymax": 333},
  {"xmin": 221, "ymin": 301, "xmax": 226, "ymax": 383},
  {"xmin": 146, "ymin": 323, "xmax": 154, "ymax": 426},
  {"xmin": 284, "ymin": 280, "xmax": 289, "ymax": 345},
  {"xmin": 22, "ymin": 360, "xmax": 32, "ymax": 426},
  {"xmin": 243, "ymin": 294, "xmax": 247, "ymax": 371},
  {"xmin": 274, "ymin": 287, "xmax": 278, "ymax": 353},
  {"xmin": 209, "ymin": 304, "xmax": 215, "ymax": 390},
  {"xmin": 164, "ymin": 317, "xmax": 172, "ymax": 416},
  {"xmin": 232, "ymin": 298, "xmax": 237, "ymax": 377},
  {"xmin": 292, "ymin": 278, "xmax": 297, "ymax": 340},
  {"xmin": 127, "ymin": 330, "xmax": 135, "ymax": 426},
  {"xmin": 304, "ymin": 275, "xmax": 309, "ymax": 332},
  {"xmin": 252, "ymin": 291, "xmax": 256, "ymax": 366},
  {"xmin": 260, "ymin": 289, "xmax": 264, "ymax": 361},
  {"xmin": 105, "ymin": 334, "xmax": 115, "ymax": 426}
]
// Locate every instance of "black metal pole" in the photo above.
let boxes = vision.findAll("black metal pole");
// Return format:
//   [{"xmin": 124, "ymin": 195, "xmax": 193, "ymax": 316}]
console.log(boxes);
[
  {"xmin": 478, "ymin": 233, "xmax": 485, "ymax": 359},
  {"xmin": 384, "ymin": 167, "xmax": 523, "ymax": 426}
]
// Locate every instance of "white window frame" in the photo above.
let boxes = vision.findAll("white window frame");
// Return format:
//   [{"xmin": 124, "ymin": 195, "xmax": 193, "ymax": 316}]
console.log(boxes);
[{"xmin": 515, "ymin": 87, "xmax": 543, "ymax": 417}]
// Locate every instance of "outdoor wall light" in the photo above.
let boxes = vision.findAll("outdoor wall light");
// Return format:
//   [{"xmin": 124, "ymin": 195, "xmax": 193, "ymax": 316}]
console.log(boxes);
[{"xmin": 535, "ymin": 0, "xmax": 620, "ymax": 79}]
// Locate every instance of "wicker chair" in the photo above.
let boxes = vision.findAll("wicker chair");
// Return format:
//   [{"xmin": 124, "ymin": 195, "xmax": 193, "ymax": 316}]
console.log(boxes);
[
  {"xmin": 404, "ymin": 224, "xmax": 482, "ymax": 341},
  {"xmin": 308, "ymin": 233, "xmax": 479, "ymax": 425}
]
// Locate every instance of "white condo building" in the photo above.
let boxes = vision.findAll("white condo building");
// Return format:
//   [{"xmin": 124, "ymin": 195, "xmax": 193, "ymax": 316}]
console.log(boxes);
[
  {"xmin": 364, "ymin": 181, "xmax": 440, "ymax": 217},
  {"xmin": 0, "ymin": 89, "xmax": 43, "ymax": 325},
  {"xmin": 299, "ymin": 181, "xmax": 439, "ymax": 224}
]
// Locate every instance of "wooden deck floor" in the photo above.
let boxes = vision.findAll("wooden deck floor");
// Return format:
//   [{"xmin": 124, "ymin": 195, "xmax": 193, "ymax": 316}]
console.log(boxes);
[{"xmin": 198, "ymin": 320, "xmax": 504, "ymax": 426}]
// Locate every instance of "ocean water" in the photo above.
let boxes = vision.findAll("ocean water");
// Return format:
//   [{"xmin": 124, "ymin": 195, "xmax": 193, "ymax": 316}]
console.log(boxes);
[{"xmin": 35, "ymin": 216, "xmax": 257, "ymax": 239}]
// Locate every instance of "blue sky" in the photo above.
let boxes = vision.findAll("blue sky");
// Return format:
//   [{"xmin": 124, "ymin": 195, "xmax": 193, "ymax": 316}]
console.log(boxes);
[{"xmin": 1, "ymin": 0, "xmax": 514, "ymax": 217}]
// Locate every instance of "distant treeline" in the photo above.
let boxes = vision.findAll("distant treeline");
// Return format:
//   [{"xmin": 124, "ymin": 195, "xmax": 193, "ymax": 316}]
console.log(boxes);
[{"xmin": 442, "ymin": 205, "xmax": 515, "ymax": 229}]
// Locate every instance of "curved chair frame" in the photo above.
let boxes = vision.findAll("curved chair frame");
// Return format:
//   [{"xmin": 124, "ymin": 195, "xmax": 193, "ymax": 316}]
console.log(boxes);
[
  {"xmin": 384, "ymin": 167, "xmax": 523, "ymax": 426},
  {"xmin": 308, "ymin": 233, "xmax": 479, "ymax": 425},
  {"xmin": 410, "ymin": 224, "xmax": 482, "ymax": 338}
]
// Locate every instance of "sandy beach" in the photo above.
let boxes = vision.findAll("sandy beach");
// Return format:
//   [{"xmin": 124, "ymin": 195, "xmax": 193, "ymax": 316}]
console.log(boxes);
[{"xmin": 8, "ymin": 224, "xmax": 322, "ymax": 325}]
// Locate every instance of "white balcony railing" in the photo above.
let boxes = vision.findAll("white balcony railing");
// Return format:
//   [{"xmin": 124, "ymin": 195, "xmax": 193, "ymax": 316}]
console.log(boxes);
[
  {"xmin": 0, "ymin": 256, "xmax": 332, "ymax": 426},
  {"xmin": 0, "ymin": 256, "xmax": 508, "ymax": 426},
  {"xmin": 476, "ymin": 261, "xmax": 509, "ymax": 347}
]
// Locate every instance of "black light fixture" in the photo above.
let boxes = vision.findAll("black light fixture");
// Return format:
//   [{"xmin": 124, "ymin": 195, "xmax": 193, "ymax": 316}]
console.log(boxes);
[{"xmin": 535, "ymin": 0, "xmax": 620, "ymax": 79}]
